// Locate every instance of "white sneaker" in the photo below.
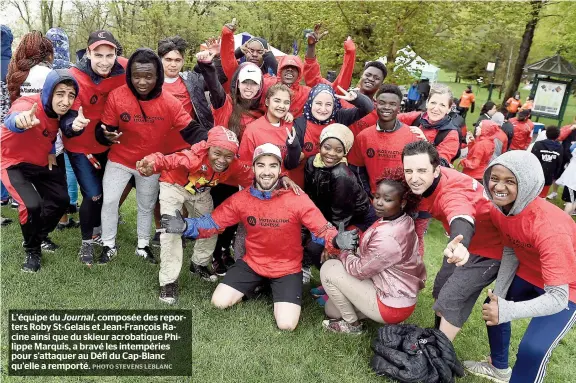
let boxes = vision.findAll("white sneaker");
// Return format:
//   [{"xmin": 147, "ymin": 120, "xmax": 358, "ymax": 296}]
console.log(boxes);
[
  {"xmin": 546, "ymin": 192, "xmax": 558, "ymax": 199},
  {"xmin": 463, "ymin": 360, "xmax": 511, "ymax": 383}
]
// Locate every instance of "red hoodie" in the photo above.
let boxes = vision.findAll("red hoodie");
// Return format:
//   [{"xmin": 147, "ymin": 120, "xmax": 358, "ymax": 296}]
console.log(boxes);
[
  {"xmin": 63, "ymin": 61, "xmax": 127, "ymax": 154},
  {"xmin": 461, "ymin": 120, "xmax": 499, "ymax": 180},
  {"xmin": 260, "ymin": 55, "xmax": 310, "ymax": 118},
  {"xmin": 142, "ymin": 141, "xmax": 252, "ymax": 190},
  {"xmin": 509, "ymin": 117, "xmax": 534, "ymax": 150}
]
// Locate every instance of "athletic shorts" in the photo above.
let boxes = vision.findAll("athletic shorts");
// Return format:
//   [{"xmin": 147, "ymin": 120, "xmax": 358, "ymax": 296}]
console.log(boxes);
[
  {"xmin": 222, "ymin": 259, "xmax": 303, "ymax": 306},
  {"xmin": 562, "ymin": 186, "xmax": 575, "ymax": 203},
  {"xmin": 432, "ymin": 253, "xmax": 500, "ymax": 328}
]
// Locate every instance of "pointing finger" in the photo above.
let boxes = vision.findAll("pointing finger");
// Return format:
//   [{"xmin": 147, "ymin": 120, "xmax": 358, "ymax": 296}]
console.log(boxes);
[{"xmin": 29, "ymin": 103, "xmax": 38, "ymax": 118}]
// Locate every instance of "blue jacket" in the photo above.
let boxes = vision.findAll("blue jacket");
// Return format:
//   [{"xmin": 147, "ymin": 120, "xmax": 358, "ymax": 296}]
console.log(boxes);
[{"xmin": 407, "ymin": 84, "xmax": 420, "ymax": 101}]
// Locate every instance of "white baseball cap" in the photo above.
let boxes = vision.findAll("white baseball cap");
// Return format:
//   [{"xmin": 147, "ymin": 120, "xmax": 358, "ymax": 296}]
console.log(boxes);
[
  {"xmin": 238, "ymin": 64, "xmax": 262, "ymax": 85},
  {"xmin": 252, "ymin": 143, "xmax": 282, "ymax": 164}
]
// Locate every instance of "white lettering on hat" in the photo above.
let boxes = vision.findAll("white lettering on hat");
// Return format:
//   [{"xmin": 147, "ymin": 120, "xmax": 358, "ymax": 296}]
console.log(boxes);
[{"xmin": 97, "ymin": 32, "xmax": 106, "ymax": 38}]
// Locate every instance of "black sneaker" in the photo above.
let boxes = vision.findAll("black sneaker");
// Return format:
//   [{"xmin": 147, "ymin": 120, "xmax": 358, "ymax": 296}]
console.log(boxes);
[
  {"xmin": 68, "ymin": 203, "xmax": 78, "ymax": 214},
  {"xmin": 98, "ymin": 246, "xmax": 117, "ymax": 264},
  {"xmin": 41, "ymin": 238, "xmax": 59, "ymax": 252},
  {"xmin": 190, "ymin": 262, "xmax": 218, "ymax": 282},
  {"xmin": 57, "ymin": 217, "xmax": 80, "ymax": 230},
  {"xmin": 1, "ymin": 198, "xmax": 10, "ymax": 206},
  {"xmin": 135, "ymin": 246, "xmax": 158, "ymax": 264},
  {"xmin": 222, "ymin": 249, "xmax": 235, "ymax": 268},
  {"xmin": 212, "ymin": 257, "xmax": 227, "ymax": 277},
  {"xmin": 22, "ymin": 249, "xmax": 41, "ymax": 272},
  {"xmin": 159, "ymin": 282, "xmax": 178, "ymax": 304},
  {"xmin": 79, "ymin": 242, "xmax": 94, "ymax": 266},
  {"xmin": 92, "ymin": 234, "xmax": 104, "ymax": 247},
  {"xmin": 1, "ymin": 217, "xmax": 13, "ymax": 226},
  {"xmin": 10, "ymin": 201, "xmax": 19, "ymax": 209},
  {"xmin": 151, "ymin": 231, "xmax": 161, "ymax": 247}
]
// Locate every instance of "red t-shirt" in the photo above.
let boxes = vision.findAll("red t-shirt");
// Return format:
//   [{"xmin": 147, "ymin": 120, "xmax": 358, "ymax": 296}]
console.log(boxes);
[
  {"xmin": 1, "ymin": 95, "xmax": 58, "ymax": 168},
  {"xmin": 489, "ymin": 198, "xmax": 576, "ymax": 303},
  {"xmin": 202, "ymin": 188, "xmax": 338, "ymax": 278},
  {"xmin": 239, "ymin": 116, "xmax": 304, "ymax": 186},
  {"xmin": 347, "ymin": 123, "xmax": 418, "ymax": 194},
  {"xmin": 418, "ymin": 168, "xmax": 503, "ymax": 259},
  {"xmin": 101, "ymin": 85, "xmax": 191, "ymax": 169},
  {"xmin": 163, "ymin": 78, "xmax": 195, "ymax": 154},
  {"xmin": 341, "ymin": 99, "xmax": 378, "ymax": 137},
  {"xmin": 63, "ymin": 65, "xmax": 126, "ymax": 154}
]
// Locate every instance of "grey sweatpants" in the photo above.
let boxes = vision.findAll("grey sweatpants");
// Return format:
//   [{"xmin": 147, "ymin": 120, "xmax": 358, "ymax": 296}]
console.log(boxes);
[{"xmin": 101, "ymin": 160, "xmax": 160, "ymax": 248}]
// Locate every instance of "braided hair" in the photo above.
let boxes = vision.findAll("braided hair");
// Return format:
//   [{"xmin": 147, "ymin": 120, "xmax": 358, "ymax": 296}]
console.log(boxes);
[
  {"xmin": 7, "ymin": 31, "xmax": 54, "ymax": 102},
  {"xmin": 375, "ymin": 167, "xmax": 421, "ymax": 215}
]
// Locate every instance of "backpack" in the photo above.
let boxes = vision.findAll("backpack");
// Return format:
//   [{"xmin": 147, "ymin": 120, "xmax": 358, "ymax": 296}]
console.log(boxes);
[{"xmin": 412, "ymin": 114, "xmax": 463, "ymax": 164}]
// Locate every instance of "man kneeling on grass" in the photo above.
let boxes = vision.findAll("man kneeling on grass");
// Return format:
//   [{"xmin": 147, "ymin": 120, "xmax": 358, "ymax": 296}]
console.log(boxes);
[{"xmin": 161, "ymin": 143, "xmax": 359, "ymax": 330}]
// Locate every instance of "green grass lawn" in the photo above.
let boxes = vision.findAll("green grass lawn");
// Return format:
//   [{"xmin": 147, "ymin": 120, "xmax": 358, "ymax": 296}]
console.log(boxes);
[
  {"xmin": 1, "ymin": 193, "xmax": 575, "ymax": 383},
  {"xmin": 435, "ymin": 68, "xmax": 576, "ymax": 129}
]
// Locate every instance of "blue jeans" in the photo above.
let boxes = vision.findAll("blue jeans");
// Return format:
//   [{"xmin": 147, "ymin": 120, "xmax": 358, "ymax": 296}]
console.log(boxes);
[
  {"xmin": 1, "ymin": 181, "xmax": 9, "ymax": 201},
  {"xmin": 488, "ymin": 275, "xmax": 576, "ymax": 382},
  {"xmin": 67, "ymin": 150, "xmax": 108, "ymax": 240},
  {"xmin": 64, "ymin": 153, "xmax": 78, "ymax": 205}
]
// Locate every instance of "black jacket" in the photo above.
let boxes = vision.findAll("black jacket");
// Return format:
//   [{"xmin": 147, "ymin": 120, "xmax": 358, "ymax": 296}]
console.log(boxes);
[
  {"xmin": 371, "ymin": 324, "xmax": 465, "ymax": 383},
  {"xmin": 531, "ymin": 139, "xmax": 564, "ymax": 185},
  {"xmin": 304, "ymin": 158, "xmax": 371, "ymax": 228},
  {"xmin": 178, "ymin": 70, "xmax": 214, "ymax": 132},
  {"xmin": 500, "ymin": 121, "xmax": 514, "ymax": 150}
]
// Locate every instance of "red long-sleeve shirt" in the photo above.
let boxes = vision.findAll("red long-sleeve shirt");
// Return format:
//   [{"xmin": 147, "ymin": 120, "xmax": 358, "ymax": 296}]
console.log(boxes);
[
  {"xmin": 190, "ymin": 187, "xmax": 339, "ymax": 278},
  {"xmin": 303, "ymin": 38, "xmax": 356, "ymax": 92},
  {"xmin": 509, "ymin": 117, "xmax": 534, "ymax": 150}
]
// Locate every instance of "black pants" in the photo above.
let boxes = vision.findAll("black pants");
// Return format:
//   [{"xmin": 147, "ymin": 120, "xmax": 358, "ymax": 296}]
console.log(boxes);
[
  {"xmin": 407, "ymin": 99, "xmax": 419, "ymax": 112},
  {"xmin": 1, "ymin": 162, "xmax": 69, "ymax": 250},
  {"xmin": 210, "ymin": 183, "xmax": 239, "ymax": 255},
  {"xmin": 457, "ymin": 106, "xmax": 469, "ymax": 120}
]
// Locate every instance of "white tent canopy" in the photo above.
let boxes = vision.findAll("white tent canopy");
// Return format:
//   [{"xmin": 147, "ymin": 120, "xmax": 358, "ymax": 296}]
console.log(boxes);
[{"xmin": 378, "ymin": 46, "xmax": 440, "ymax": 83}]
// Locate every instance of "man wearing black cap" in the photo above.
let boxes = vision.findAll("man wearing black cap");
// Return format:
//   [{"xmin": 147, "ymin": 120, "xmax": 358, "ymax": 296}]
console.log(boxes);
[{"xmin": 59, "ymin": 30, "xmax": 127, "ymax": 265}]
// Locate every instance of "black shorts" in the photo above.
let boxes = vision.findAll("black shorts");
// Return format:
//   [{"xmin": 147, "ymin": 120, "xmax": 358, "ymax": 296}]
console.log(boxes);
[
  {"xmin": 562, "ymin": 186, "xmax": 575, "ymax": 203},
  {"xmin": 432, "ymin": 253, "xmax": 500, "ymax": 328},
  {"xmin": 222, "ymin": 259, "xmax": 303, "ymax": 305}
]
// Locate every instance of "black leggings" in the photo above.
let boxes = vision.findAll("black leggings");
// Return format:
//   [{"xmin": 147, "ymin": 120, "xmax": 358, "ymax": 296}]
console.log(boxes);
[{"xmin": 210, "ymin": 183, "xmax": 239, "ymax": 254}]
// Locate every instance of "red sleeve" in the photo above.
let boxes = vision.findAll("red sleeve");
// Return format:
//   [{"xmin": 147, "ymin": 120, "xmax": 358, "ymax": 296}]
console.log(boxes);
[
  {"xmin": 238, "ymin": 128, "xmax": 256, "ymax": 162},
  {"xmin": 226, "ymin": 161, "xmax": 254, "ymax": 188},
  {"xmin": 397, "ymin": 111, "xmax": 421, "ymax": 126},
  {"xmin": 212, "ymin": 96, "xmax": 233, "ymax": 127},
  {"xmin": 220, "ymin": 26, "xmax": 238, "ymax": 92},
  {"xmin": 331, "ymin": 38, "xmax": 356, "ymax": 91},
  {"xmin": 436, "ymin": 180, "xmax": 477, "ymax": 224},
  {"xmin": 521, "ymin": 125, "xmax": 533, "ymax": 150},
  {"xmin": 145, "ymin": 146, "xmax": 201, "ymax": 173},
  {"xmin": 559, "ymin": 126, "xmax": 574, "ymax": 141},
  {"xmin": 436, "ymin": 130, "xmax": 460, "ymax": 162},
  {"xmin": 347, "ymin": 134, "xmax": 365, "ymax": 166},
  {"xmin": 536, "ymin": 233, "xmax": 576, "ymax": 286},
  {"xmin": 169, "ymin": 96, "xmax": 192, "ymax": 130},
  {"xmin": 8, "ymin": 96, "xmax": 36, "ymax": 113},
  {"xmin": 460, "ymin": 141, "xmax": 486, "ymax": 170},
  {"xmin": 303, "ymin": 57, "xmax": 328, "ymax": 88},
  {"xmin": 101, "ymin": 90, "xmax": 119, "ymax": 126},
  {"xmin": 298, "ymin": 195, "xmax": 338, "ymax": 253}
]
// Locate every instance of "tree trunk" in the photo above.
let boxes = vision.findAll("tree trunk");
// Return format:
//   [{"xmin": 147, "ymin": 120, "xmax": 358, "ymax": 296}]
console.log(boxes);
[{"xmin": 503, "ymin": 0, "xmax": 545, "ymax": 101}]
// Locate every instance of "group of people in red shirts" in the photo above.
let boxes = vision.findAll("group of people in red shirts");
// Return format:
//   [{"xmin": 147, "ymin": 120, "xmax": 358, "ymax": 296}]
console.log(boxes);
[{"xmin": 1, "ymin": 19, "xmax": 575, "ymax": 383}]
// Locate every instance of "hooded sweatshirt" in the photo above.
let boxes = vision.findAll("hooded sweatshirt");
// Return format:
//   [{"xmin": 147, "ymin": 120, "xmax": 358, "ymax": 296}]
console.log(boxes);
[
  {"xmin": 2, "ymin": 69, "xmax": 79, "ymax": 168},
  {"xmin": 398, "ymin": 111, "xmax": 460, "ymax": 163},
  {"xmin": 99, "ymin": 48, "xmax": 192, "ymax": 169},
  {"xmin": 60, "ymin": 47, "xmax": 127, "ymax": 154},
  {"xmin": 142, "ymin": 126, "xmax": 253, "ymax": 189},
  {"xmin": 483, "ymin": 151, "xmax": 576, "ymax": 323},
  {"xmin": 509, "ymin": 116, "xmax": 534, "ymax": 150},
  {"xmin": 461, "ymin": 120, "xmax": 499, "ymax": 180},
  {"xmin": 531, "ymin": 138, "xmax": 564, "ymax": 185},
  {"xmin": 260, "ymin": 55, "xmax": 310, "ymax": 117}
]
